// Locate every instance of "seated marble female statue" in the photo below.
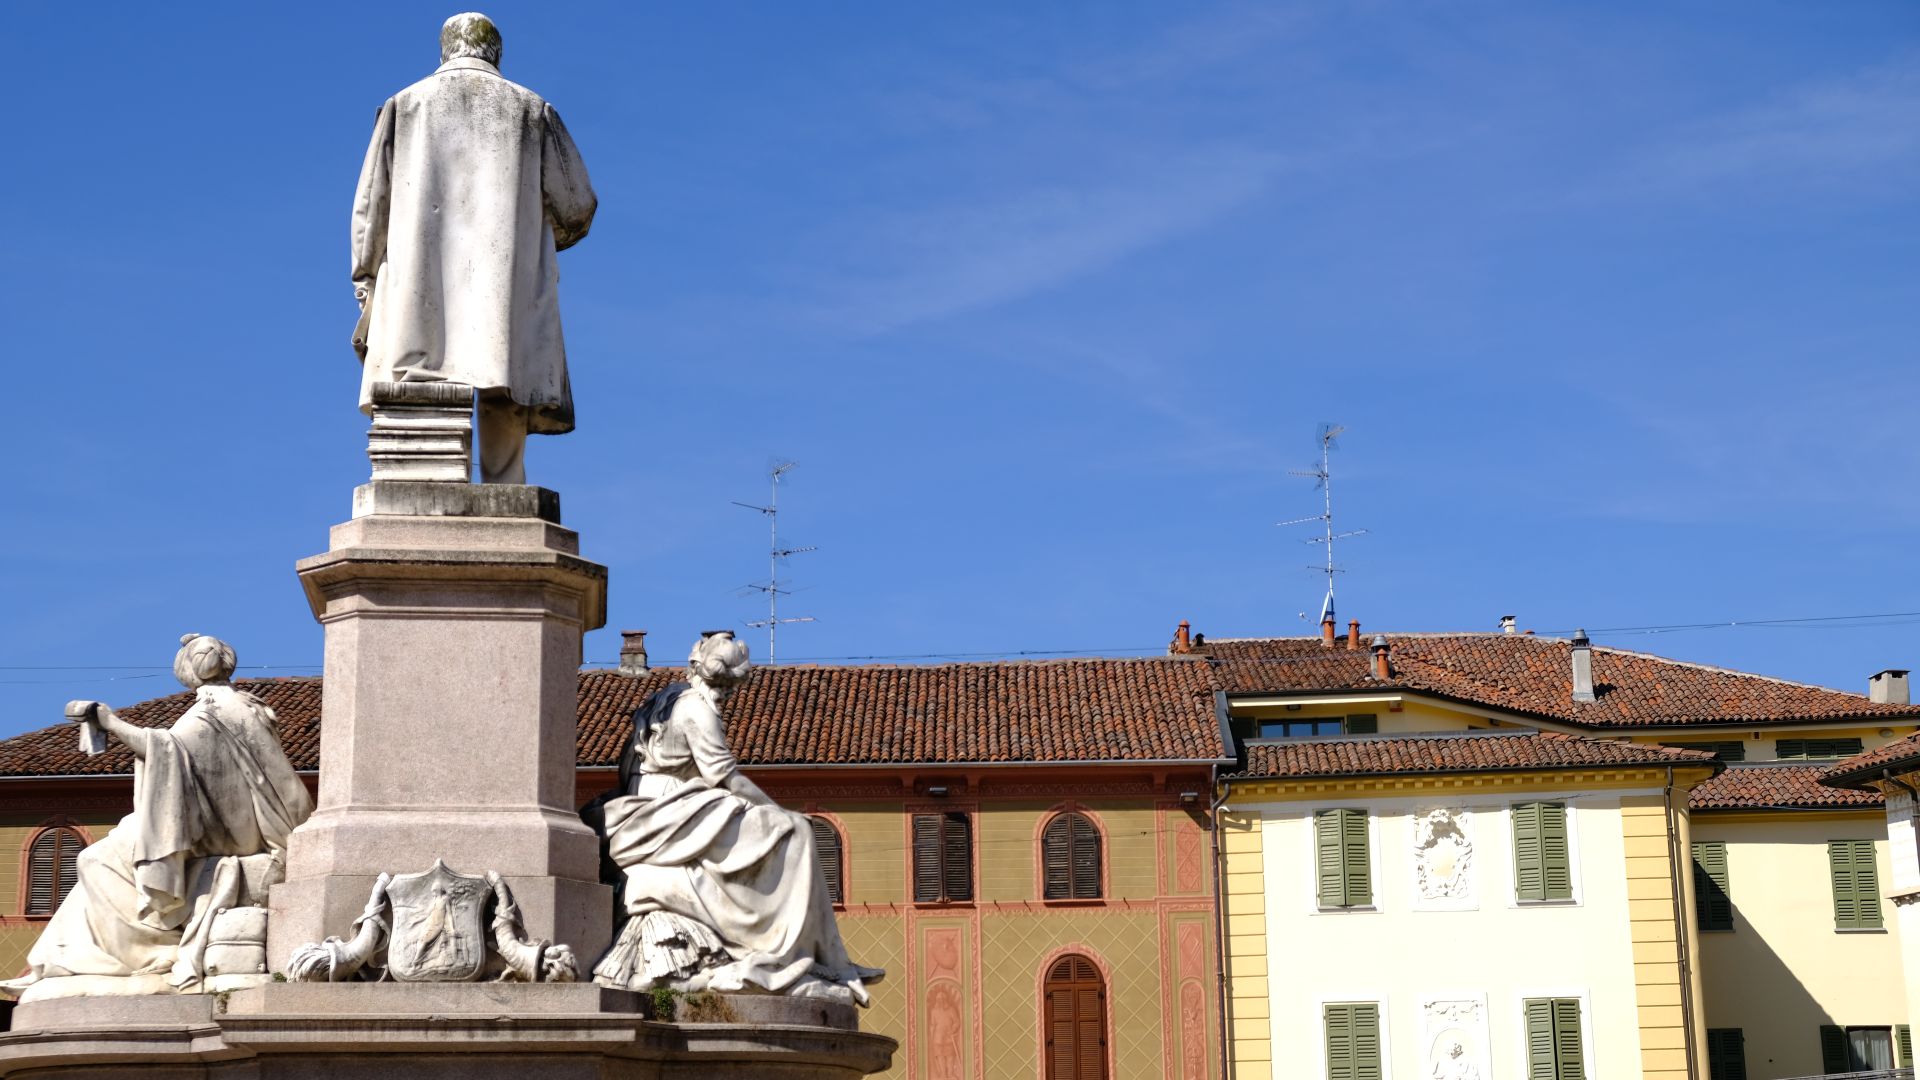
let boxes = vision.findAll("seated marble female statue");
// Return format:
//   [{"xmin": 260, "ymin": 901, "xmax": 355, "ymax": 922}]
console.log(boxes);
[
  {"xmin": 2, "ymin": 635, "xmax": 314, "ymax": 1000},
  {"xmin": 592, "ymin": 631, "xmax": 883, "ymax": 1004}
]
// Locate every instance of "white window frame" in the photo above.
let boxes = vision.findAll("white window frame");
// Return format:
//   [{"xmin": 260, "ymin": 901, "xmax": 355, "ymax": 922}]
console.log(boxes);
[
  {"xmin": 1511, "ymin": 988, "xmax": 1595, "ymax": 1080},
  {"xmin": 1306, "ymin": 806, "xmax": 1386, "ymax": 915},
  {"xmin": 1311, "ymin": 989, "xmax": 1397, "ymax": 1080}
]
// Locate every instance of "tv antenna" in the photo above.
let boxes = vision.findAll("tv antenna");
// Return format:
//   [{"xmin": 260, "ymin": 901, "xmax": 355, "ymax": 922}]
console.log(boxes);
[
  {"xmin": 1277, "ymin": 424, "xmax": 1367, "ymax": 625},
  {"xmin": 732, "ymin": 461, "xmax": 816, "ymax": 664}
]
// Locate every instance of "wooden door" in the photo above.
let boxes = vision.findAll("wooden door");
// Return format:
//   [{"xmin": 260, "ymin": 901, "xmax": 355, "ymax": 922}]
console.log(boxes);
[{"xmin": 1044, "ymin": 954, "xmax": 1107, "ymax": 1080}]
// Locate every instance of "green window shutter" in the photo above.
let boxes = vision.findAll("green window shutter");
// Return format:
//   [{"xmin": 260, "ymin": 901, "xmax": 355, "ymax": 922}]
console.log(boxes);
[
  {"xmin": 1778, "ymin": 739, "xmax": 1807, "ymax": 760},
  {"xmin": 1315, "ymin": 811, "xmax": 1345, "ymax": 907},
  {"xmin": 1514, "ymin": 802, "xmax": 1544, "ymax": 901},
  {"xmin": 1345, "ymin": 714, "xmax": 1378, "ymax": 734},
  {"xmin": 1525, "ymin": 1000, "xmax": 1557, "ymax": 1080},
  {"xmin": 1691, "ymin": 841, "xmax": 1733, "ymax": 932},
  {"xmin": 1713, "ymin": 741, "xmax": 1747, "ymax": 762},
  {"xmin": 1315, "ymin": 809, "xmax": 1369, "ymax": 907},
  {"xmin": 1540, "ymin": 804, "xmax": 1572, "ymax": 900},
  {"xmin": 1551, "ymin": 998, "xmax": 1584, "ymax": 1080},
  {"xmin": 1830, "ymin": 839, "xmax": 1884, "ymax": 930},
  {"xmin": 1342, "ymin": 809, "xmax": 1372, "ymax": 907},
  {"xmin": 1707, "ymin": 1029, "xmax": 1746, "ymax": 1080},
  {"xmin": 1324, "ymin": 1003, "xmax": 1381, "ymax": 1080},
  {"xmin": 1898, "ymin": 1024, "xmax": 1913, "ymax": 1068},
  {"xmin": 1515, "ymin": 802, "xmax": 1572, "ymax": 902},
  {"xmin": 1820, "ymin": 1025, "xmax": 1849, "ymax": 1073}
]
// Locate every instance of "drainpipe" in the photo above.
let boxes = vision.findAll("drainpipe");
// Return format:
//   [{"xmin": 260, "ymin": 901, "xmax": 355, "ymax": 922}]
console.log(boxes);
[
  {"xmin": 1663, "ymin": 766, "xmax": 1703, "ymax": 1080},
  {"xmin": 1210, "ymin": 763, "xmax": 1234, "ymax": 1080}
]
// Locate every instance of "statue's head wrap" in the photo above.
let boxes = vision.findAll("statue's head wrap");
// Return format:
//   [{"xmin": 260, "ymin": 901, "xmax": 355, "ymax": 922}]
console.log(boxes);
[
  {"xmin": 688, "ymin": 631, "xmax": 752, "ymax": 692},
  {"xmin": 440, "ymin": 12, "xmax": 503, "ymax": 67},
  {"xmin": 173, "ymin": 634, "xmax": 237, "ymax": 690}
]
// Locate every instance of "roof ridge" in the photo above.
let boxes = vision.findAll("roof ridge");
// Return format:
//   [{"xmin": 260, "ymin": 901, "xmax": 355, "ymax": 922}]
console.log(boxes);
[{"xmin": 1583, "ymin": 643, "xmax": 1875, "ymax": 700}]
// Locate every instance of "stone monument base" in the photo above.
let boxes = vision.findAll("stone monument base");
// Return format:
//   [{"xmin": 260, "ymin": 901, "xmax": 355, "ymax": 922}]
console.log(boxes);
[{"xmin": 0, "ymin": 985, "xmax": 894, "ymax": 1079}]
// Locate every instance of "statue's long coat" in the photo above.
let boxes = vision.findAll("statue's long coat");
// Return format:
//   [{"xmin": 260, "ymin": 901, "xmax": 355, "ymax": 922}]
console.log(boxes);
[{"xmin": 351, "ymin": 57, "xmax": 596, "ymax": 434}]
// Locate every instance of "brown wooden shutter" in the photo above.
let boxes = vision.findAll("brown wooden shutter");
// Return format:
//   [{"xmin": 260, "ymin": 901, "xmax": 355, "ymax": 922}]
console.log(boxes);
[
  {"xmin": 809, "ymin": 816, "xmax": 843, "ymax": 905},
  {"xmin": 27, "ymin": 826, "xmax": 83, "ymax": 916},
  {"xmin": 941, "ymin": 812, "xmax": 973, "ymax": 902},
  {"xmin": 912, "ymin": 814, "xmax": 943, "ymax": 903},
  {"xmin": 1044, "ymin": 812, "xmax": 1103, "ymax": 900},
  {"xmin": 1043, "ymin": 815, "xmax": 1072, "ymax": 899},
  {"xmin": 1043, "ymin": 955, "xmax": 1107, "ymax": 1080}
]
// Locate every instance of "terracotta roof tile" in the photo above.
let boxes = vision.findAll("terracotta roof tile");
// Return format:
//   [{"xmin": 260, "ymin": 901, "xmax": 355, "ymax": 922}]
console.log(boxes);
[
  {"xmin": 1818, "ymin": 732, "xmax": 1920, "ymax": 790},
  {"xmin": 0, "ymin": 659, "xmax": 1229, "ymax": 778},
  {"xmin": 1232, "ymin": 730, "xmax": 1716, "ymax": 781},
  {"xmin": 1692, "ymin": 762, "xmax": 1884, "ymax": 810},
  {"xmin": 1205, "ymin": 634, "xmax": 1917, "ymax": 729}
]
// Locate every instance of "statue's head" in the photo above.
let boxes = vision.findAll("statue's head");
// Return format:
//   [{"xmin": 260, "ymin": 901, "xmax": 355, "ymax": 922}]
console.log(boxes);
[
  {"xmin": 440, "ymin": 12, "xmax": 503, "ymax": 67},
  {"xmin": 173, "ymin": 634, "xmax": 237, "ymax": 689},
  {"xmin": 688, "ymin": 631, "xmax": 752, "ymax": 699}
]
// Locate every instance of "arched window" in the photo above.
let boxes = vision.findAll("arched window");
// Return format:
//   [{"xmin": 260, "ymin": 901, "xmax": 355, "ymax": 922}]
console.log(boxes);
[
  {"xmin": 809, "ymin": 815, "xmax": 844, "ymax": 905},
  {"xmin": 1042, "ymin": 811, "xmax": 1102, "ymax": 900},
  {"xmin": 912, "ymin": 812, "xmax": 973, "ymax": 904},
  {"xmin": 1044, "ymin": 954, "xmax": 1107, "ymax": 1080},
  {"xmin": 26, "ymin": 826, "xmax": 85, "ymax": 915}
]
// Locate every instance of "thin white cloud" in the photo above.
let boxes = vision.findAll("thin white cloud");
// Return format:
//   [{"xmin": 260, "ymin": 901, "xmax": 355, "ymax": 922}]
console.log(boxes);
[
  {"xmin": 1612, "ymin": 53, "xmax": 1920, "ymax": 197},
  {"xmin": 801, "ymin": 143, "xmax": 1292, "ymax": 335}
]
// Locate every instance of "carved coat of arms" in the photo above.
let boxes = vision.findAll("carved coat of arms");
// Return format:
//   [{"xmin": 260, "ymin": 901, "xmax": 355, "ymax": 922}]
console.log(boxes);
[{"xmin": 385, "ymin": 860, "xmax": 490, "ymax": 982}]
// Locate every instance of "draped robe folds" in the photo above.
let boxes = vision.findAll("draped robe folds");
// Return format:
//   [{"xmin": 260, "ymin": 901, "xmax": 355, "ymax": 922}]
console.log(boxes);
[
  {"xmin": 16, "ymin": 685, "xmax": 313, "ymax": 989},
  {"xmin": 351, "ymin": 57, "xmax": 597, "ymax": 434},
  {"xmin": 598, "ymin": 685, "xmax": 880, "ymax": 998}
]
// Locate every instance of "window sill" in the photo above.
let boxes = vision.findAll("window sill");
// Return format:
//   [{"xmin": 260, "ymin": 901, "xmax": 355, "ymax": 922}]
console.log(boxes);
[
  {"xmin": 1041, "ymin": 897, "xmax": 1106, "ymax": 907},
  {"xmin": 1314, "ymin": 905, "xmax": 1380, "ymax": 914},
  {"xmin": 1696, "ymin": 927, "xmax": 1735, "ymax": 934},
  {"xmin": 912, "ymin": 900, "xmax": 975, "ymax": 909},
  {"xmin": 1835, "ymin": 926, "xmax": 1888, "ymax": 934},
  {"xmin": 1513, "ymin": 898, "xmax": 1580, "ymax": 909}
]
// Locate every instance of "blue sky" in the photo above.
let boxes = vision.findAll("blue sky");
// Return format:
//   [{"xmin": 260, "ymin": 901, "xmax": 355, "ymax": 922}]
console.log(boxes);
[{"xmin": 2, "ymin": 3, "xmax": 1917, "ymax": 737}]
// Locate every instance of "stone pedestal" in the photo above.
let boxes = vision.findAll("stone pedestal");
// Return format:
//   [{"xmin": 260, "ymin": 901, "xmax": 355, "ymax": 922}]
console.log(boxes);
[
  {"xmin": 0, "ymin": 986, "xmax": 895, "ymax": 1078},
  {"xmin": 272, "ymin": 480, "xmax": 612, "ymax": 972}
]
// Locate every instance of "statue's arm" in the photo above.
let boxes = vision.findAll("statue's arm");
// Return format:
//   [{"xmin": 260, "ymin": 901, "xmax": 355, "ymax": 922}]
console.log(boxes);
[
  {"xmin": 682, "ymin": 697, "xmax": 775, "ymax": 808},
  {"xmin": 67, "ymin": 701, "xmax": 150, "ymax": 760},
  {"xmin": 541, "ymin": 104, "xmax": 597, "ymax": 252},
  {"xmin": 350, "ymin": 100, "xmax": 397, "ymax": 309}
]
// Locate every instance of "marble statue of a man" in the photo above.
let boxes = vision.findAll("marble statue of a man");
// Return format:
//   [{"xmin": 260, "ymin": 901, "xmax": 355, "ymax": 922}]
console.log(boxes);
[
  {"xmin": 2, "ymin": 635, "xmax": 313, "ymax": 1001},
  {"xmin": 351, "ymin": 12, "xmax": 597, "ymax": 485}
]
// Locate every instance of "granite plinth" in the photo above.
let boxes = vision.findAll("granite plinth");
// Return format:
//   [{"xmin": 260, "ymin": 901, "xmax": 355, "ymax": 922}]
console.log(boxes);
[
  {"xmin": 0, "ymin": 986, "xmax": 894, "ymax": 1078},
  {"xmin": 277, "ymin": 490, "xmax": 612, "ymax": 973},
  {"xmin": 351, "ymin": 481, "xmax": 561, "ymax": 521}
]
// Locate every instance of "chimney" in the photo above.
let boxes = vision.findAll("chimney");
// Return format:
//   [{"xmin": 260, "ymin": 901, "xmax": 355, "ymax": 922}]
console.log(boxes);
[
  {"xmin": 618, "ymin": 630, "xmax": 651, "ymax": 676},
  {"xmin": 1871, "ymin": 669, "xmax": 1911, "ymax": 706},
  {"xmin": 1322, "ymin": 611, "xmax": 1338, "ymax": 648},
  {"xmin": 1347, "ymin": 620, "xmax": 1361, "ymax": 651},
  {"xmin": 1170, "ymin": 620, "xmax": 1192, "ymax": 655},
  {"xmin": 1370, "ymin": 635, "xmax": 1391, "ymax": 680},
  {"xmin": 1500, "ymin": 615, "xmax": 1517, "ymax": 634},
  {"xmin": 1570, "ymin": 629, "xmax": 1595, "ymax": 703}
]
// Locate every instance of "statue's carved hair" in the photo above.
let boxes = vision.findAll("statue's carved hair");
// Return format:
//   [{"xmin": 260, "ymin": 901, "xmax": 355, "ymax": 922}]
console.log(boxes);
[
  {"xmin": 173, "ymin": 634, "xmax": 237, "ymax": 689},
  {"xmin": 688, "ymin": 631, "xmax": 751, "ymax": 689},
  {"xmin": 440, "ymin": 12, "xmax": 503, "ymax": 66}
]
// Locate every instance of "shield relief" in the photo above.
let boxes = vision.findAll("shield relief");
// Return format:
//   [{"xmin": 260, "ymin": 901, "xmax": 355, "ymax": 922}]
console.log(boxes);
[{"xmin": 384, "ymin": 860, "xmax": 490, "ymax": 982}]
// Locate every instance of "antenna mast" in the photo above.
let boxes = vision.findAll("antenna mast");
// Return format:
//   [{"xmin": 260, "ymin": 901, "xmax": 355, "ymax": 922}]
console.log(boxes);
[
  {"xmin": 732, "ymin": 461, "xmax": 816, "ymax": 664},
  {"xmin": 1277, "ymin": 424, "xmax": 1367, "ymax": 623}
]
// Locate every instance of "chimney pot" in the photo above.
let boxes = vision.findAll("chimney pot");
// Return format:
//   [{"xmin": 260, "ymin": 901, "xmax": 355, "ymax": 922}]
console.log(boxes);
[
  {"xmin": 1871, "ymin": 669, "xmax": 1911, "ymax": 706},
  {"xmin": 1321, "ymin": 611, "xmax": 1338, "ymax": 648},
  {"xmin": 618, "ymin": 630, "xmax": 650, "ymax": 676},
  {"xmin": 1171, "ymin": 620, "xmax": 1192, "ymax": 655},
  {"xmin": 1570, "ymin": 628, "xmax": 1595, "ymax": 703},
  {"xmin": 1370, "ymin": 635, "xmax": 1391, "ymax": 680},
  {"xmin": 1500, "ymin": 615, "xmax": 1517, "ymax": 634},
  {"xmin": 1347, "ymin": 619, "xmax": 1360, "ymax": 651}
]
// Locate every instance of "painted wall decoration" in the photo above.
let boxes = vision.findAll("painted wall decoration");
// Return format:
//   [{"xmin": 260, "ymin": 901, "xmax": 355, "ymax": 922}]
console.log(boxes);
[{"xmin": 1412, "ymin": 807, "xmax": 1475, "ymax": 907}]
